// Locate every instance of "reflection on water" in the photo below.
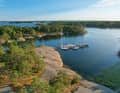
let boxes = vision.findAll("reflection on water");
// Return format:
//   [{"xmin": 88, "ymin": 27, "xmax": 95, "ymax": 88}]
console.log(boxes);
[{"xmin": 35, "ymin": 28, "xmax": 120, "ymax": 77}]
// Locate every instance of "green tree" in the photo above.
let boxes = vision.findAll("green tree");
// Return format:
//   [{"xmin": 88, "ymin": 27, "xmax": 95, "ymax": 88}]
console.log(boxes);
[
  {"xmin": 5, "ymin": 44, "xmax": 45, "ymax": 80},
  {"xmin": 6, "ymin": 44, "xmax": 32, "ymax": 78},
  {"xmin": 29, "ymin": 78, "xmax": 50, "ymax": 93},
  {"xmin": 0, "ymin": 46, "xmax": 4, "ymax": 56},
  {"xmin": 49, "ymin": 72, "xmax": 71, "ymax": 93},
  {"xmin": 16, "ymin": 87, "xmax": 28, "ymax": 93},
  {"xmin": 0, "ymin": 46, "xmax": 5, "ymax": 62},
  {"xmin": 2, "ymin": 32, "xmax": 10, "ymax": 41}
]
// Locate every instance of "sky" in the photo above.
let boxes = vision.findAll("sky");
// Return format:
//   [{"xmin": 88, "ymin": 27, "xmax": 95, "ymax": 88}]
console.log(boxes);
[{"xmin": 0, "ymin": 0, "xmax": 120, "ymax": 21}]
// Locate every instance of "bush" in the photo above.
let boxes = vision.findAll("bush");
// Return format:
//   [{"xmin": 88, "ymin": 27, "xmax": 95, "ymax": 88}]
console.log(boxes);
[
  {"xmin": 16, "ymin": 87, "xmax": 28, "ymax": 93},
  {"xmin": 4, "ymin": 44, "xmax": 45, "ymax": 81},
  {"xmin": 28, "ymin": 77, "xmax": 50, "ymax": 93}
]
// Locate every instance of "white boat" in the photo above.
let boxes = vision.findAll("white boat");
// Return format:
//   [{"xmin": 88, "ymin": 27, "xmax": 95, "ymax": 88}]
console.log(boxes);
[
  {"xmin": 60, "ymin": 44, "xmax": 88, "ymax": 50},
  {"xmin": 78, "ymin": 44, "xmax": 88, "ymax": 48},
  {"xmin": 60, "ymin": 44, "xmax": 73, "ymax": 50},
  {"xmin": 60, "ymin": 45, "xmax": 69, "ymax": 50},
  {"xmin": 66, "ymin": 44, "xmax": 75, "ymax": 48},
  {"xmin": 59, "ymin": 29, "xmax": 88, "ymax": 50},
  {"xmin": 72, "ymin": 46, "xmax": 79, "ymax": 50},
  {"xmin": 61, "ymin": 47, "xmax": 69, "ymax": 50}
]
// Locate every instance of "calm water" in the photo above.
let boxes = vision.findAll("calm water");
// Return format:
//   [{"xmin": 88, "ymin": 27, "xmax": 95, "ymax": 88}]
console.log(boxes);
[{"xmin": 35, "ymin": 28, "xmax": 120, "ymax": 77}]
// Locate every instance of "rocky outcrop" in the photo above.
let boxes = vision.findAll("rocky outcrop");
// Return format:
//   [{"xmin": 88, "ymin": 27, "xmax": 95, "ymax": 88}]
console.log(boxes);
[
  {"xmin": 35, "ymin": 46, "xmax": 116, "ymax": 93},
  {"xmin": 35, "ymin": 46, "xmax": 64, "ymax": 81},
  {"xmin": 35, "ymin": 46, "xmax": 63, "ymax": 67},
  {"xmin": 0, "ymin": 46, "xmax": 116, "ymax": 93}
]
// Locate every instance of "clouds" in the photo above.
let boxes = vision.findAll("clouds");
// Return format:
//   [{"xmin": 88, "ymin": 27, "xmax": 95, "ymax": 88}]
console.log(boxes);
[
  {"xmin": 93, "ymin": 0, "xmax": 120, "ymax": 7},
  {"xmin": 38, "ymin": 8, "xmax": 120, "ymax": 21},
  {"xmin": 37, "ymin": 0, "xmax": 120, "ymax": 21},
  {"xmin": 0, "ymin": 0, "xmax": 120, "ymax": 21}
]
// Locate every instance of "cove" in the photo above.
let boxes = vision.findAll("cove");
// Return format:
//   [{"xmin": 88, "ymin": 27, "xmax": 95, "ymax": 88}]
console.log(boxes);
[{"xmin": 35, "ymin": 28, "xmax": 120, "ymax": 78}]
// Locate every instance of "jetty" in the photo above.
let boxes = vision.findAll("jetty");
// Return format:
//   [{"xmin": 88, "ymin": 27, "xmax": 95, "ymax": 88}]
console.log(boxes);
[{"xmin": 60, "ymin": 44, "xmax": 88, "ymax": 50}]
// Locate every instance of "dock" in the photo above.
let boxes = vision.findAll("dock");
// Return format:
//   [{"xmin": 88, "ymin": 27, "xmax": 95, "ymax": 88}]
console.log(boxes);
[{"xmin": 60, "ymin": 44, "xmax": 88, "ymax": 50}]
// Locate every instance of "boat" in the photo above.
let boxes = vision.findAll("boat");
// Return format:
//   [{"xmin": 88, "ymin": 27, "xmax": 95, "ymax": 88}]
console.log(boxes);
[
  {"xmin": 72, "ymin": 46, "xmax": 79, "ymax": 50},
  {"xmin": 60, "ymin": 44, "xmax": 74, "ymax": 50},
  {"xmin": 78, "ymin": 44, "xmax": 88, "ymax": 48},
  {"xmin": 60, "ymin": 45, "xmax": 69, "ymax": 50},
  {"xmin": 59, "ymin": 28, "xmax": 88, "ymax": 50},
  {"xmin": 60, "ymin": 44, "xmax": 88, "ymax": 50}
]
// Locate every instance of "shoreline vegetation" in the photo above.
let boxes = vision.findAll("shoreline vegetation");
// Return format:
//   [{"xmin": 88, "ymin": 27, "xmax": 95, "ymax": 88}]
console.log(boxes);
[
  {"xmin": 0, "ymin": 22, "xmax": 86, "ymax": 44},
  {"xmin": 49, "ymin": 21, "xmax": 120, "ymax": 28},
  {"xmin": 1, "ymin": 21, "xmax": 120, "ymax": 44}
]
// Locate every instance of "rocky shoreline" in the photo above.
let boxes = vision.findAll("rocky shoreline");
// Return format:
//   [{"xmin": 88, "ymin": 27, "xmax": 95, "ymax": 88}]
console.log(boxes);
[
  {"xmin": 0, "ymin": 46, "xmax": 116, "ymax": 93},
  {"xmin": 35, "ymin": 46, "xmax": 116, "ymax": 93}
]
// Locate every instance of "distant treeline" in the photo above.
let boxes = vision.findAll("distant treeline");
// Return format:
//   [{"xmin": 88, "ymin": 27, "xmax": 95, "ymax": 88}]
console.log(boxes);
[
  {"xmin": 49, "ymin": 21, "xmax": 120, "ymax": 28},
  {"xmin": 2, "ymin": 21, "xmax": 120, "ymax": 28},
  {"xmin": 1, "ymin": 21, "xmax": 120, "ymax": 28}
]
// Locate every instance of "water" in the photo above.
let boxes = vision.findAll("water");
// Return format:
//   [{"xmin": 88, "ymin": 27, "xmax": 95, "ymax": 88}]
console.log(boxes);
[{"xmin": 35, "ymin": 28, "xmax": 120, "ymax": 77}]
